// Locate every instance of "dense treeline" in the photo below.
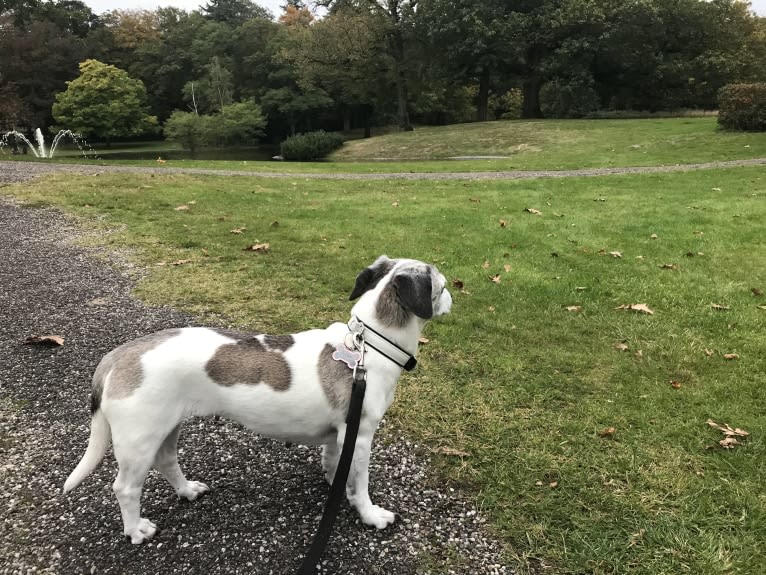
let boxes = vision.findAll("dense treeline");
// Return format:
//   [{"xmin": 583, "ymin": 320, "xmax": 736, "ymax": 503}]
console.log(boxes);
[{"xmin": 1, "ymin": 0, "xmax": 765, "ymax": 142}]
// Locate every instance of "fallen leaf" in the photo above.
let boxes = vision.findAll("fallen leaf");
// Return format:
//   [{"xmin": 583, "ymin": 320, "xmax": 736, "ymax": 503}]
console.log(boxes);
[
  {"xmin": 504, "ymin": 264, "xmax": 512, "ymax": 273},
  {"xmin": 614, "ymin": 342, "xmax": 629, "ymax": 351},
  {"xmin": 712, "ymin": 187, "xmax": 721, "ymax": 192},
  {"xmin": 418, "ymin": 337, "xmax": 430, "ymax": 345},
  {"xmin": 650, "ymin": 234, "xmax": 658, "ymax": 240},
  {"xmin": 23, "ymin": 335, "xmax": 65, "ymax": 347},
  {"xmin": 598, "ymin": 427, "xmax": 616, "ymax": 438},
  {"xmin": 489, "ymin": 274, "xmax": 502, "ymax": 284},
  {"xmin": 704, "ymin": 348, "xmax": 715, "ymax": 357},
  {"xmin": 575, "ymin": 286, "xmax": 587, "ymax": 291},
  {"xmin": 230, "ymin": 227, "xmax": 246, "ymax": 234},
  {"xmin": 435, "ymin": 446, "xmax": 471, "ymax": 457},
  {"xmin": 758, "ymin": 305, "xmax": 766, "ymax": 310},
  {"xmin": 684, "ymin": 251, "xmax": 696, "ymax": 257},
  {"xmin": 535, "ymin": 480, "xmax": 544, "ymax": 487},
  {"xmin": 391, "ymin": 201, "xmax": 400, "ymax": 208},
  {"xmin": 670, "ymin": 380, "xmax": 682, "ymax": 389},
  {"xmin": 565, "ymin": 305, "xmax": 583, "ymax": 312},
  {"xmin": 499, "ymin": 219, "xmax": 508, "ymax": 228},
  {"xmin": 719, "ymin": 437, "xmax": 741, "ymax": 449},
  {"xmin": 488, "ymin": 306, "xmax": 496, "ymax": 312},
  {"xmin": 615, "ymin": 303, "xmax": 654, "ymax": 315},
  {"xmin": 452, "ymin": 279, "xmax": 465, "ymax": 290},
  {"xmin": 243, "ymin": 243, "xmax": 270, "ymax": 253},
  {"xmin": 752, "ymin": 287, "xmax": 763, "ymax": 297},
  {"xmin": 524, "ymin": 208, "xmax": 542, "ymax": 215},
  {"xmin": 711, "ymin": 303, "xmax": 730, "ymax": 310},
  {"xmin": 635, "ymin": 255, "xmax": 645, "ymax": 260},
  {"xmin": 693, "ymin": 230, "xmax": 704, "ymax": 236},
  {"xmin": 270, "ymin": 221, "xmax": 279, "ymax": 228},
  {"xmin": 481, "ymin": 260, "xmax": 491, "ymax": 269},
  {"xmin": 659, "ymin": 263, "xmax": 678, "ymax": 270},
  {"xmin": 706, "ymin": 419, "xmax": 749, "ymax": 437},
  {"xmin": 723, "ymin": 353, "xmax": 739, "ymax": 360},
  {"xmin": 609, "ymin": 251, "xmax": 623, "ymax": 258},
  {"xmin": 635, "ymin": 349, "xmax": 643, "ymax": 358},
  {"xmin": 549, "ymin": 481, "xmax": 559, "ymax": 489},
  {"xmin": 174, "ymin": 205, "xmax": 190, "ymax": 211},
  {"xmin": 469, "ymin": 197, "xmax": 481, "ymax": 203},
  {"xmin": 187, "ymin": 200, "xmax": 197, "ymax": 205},
  {"xmin": 594, "ymin": 197, "xmax": 607, "ymax": 202}
]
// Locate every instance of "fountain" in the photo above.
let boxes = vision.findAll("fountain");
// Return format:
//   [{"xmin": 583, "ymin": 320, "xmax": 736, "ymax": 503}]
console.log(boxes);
[{"xmin": 0, "ymin": 128, "xmax": 95, "ymax": 158}]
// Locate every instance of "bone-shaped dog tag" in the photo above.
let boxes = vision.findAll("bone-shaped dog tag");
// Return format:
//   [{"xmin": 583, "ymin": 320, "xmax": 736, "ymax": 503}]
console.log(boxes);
[{"xmin": 332, "ymin": 343, "xmax": 362, "ymax": 370}]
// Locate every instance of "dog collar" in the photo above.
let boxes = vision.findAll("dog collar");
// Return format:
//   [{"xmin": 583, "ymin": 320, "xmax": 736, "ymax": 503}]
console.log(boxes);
[{"xmin": 347, "ymin": 316, "xmax": 418, "ymax": 372}]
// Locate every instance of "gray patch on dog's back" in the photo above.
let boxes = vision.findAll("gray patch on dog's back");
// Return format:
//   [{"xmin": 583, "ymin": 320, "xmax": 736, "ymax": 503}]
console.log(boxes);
[
  {"xmin": 98, "ymin": 329, "xmax": 181, "ymax": 400},
  {"xmin": 205, "ymin": 342, "xmax": 291, "ymax": 391},
  {"xmin": 317, "ymin": 344, "xmax": 353, "ymax": 410},
  {"xmin": 264, "ymin": 334, "xmax": 295, "ymax": 351}
]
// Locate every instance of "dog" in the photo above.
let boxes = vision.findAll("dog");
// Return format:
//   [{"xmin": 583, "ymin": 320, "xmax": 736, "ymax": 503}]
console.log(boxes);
[{"xmin": 63, "ymin": 256, "xmax": 452, "ymax": 544}]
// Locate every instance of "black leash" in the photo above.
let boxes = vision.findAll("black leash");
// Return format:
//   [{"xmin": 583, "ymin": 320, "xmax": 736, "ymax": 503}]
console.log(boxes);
[{"xmin": 297, "ymin": 369, "xmax": 367, "ymax": 574}]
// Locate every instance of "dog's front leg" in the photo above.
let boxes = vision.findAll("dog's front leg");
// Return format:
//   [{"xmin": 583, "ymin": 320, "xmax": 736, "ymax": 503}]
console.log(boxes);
[{"xmin": 344, "ymin": 432, "xmax": 396, "ymax": 529}]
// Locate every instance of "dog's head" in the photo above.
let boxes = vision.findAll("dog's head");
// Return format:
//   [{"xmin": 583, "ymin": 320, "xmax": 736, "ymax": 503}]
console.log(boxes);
[{"xmin": 349, "ymin": 256, "xmax": 452, "ymax": 327}]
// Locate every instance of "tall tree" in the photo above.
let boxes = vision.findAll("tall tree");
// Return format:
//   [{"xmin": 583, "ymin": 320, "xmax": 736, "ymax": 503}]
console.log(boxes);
[{"xmin": 201, "ymin": 0, "xmax": 271, "ymax": 26}]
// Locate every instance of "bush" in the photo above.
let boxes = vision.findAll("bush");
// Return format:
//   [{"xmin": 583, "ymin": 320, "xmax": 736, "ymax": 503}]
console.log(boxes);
[
  {"xmin": 540, "ymin": 76, "xmax": 600, "ymax": 119},
  {"xmin": 280, "ymin": 130, "xmax": 344, "ymax": 161},
  {"xmin": 717, "ymin": 83, "xmax": 766, "ymax": 131},
  {"xmin": 489, "ymin": 89, "xmax": 523, "ymax": 120}
]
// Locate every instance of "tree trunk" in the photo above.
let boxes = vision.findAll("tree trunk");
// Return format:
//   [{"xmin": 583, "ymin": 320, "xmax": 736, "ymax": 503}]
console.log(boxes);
[
  {"xmin": 387, "ymin": 2, "xmax": 412, "ymax": 132},
  {"xmin": 343, "ymin": 109, "xmax": 351, "ymax": 132},
  {"xmin": 522, "ymin": 77, "xmax": 543, "ymax": 119},
  {"xmin": 477, "ymin": 67, "xmax": 490, "ymax": 122}
]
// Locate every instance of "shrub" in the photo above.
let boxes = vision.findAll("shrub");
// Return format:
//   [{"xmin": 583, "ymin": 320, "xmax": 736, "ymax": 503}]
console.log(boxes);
[
  {"xmin": 489, "ymin": 89, "xmax": 523, "ymax": 120},
  {"xmin": 280, "ymin": 130, "xmax": 344, "ymax": 161},
  {"xmin": 717, "ymin": 83, "xmax": 766, "ymax": 131},
  {"xmin": 540, "ymin": 76, "xmax": 600, "ymax": 119}
]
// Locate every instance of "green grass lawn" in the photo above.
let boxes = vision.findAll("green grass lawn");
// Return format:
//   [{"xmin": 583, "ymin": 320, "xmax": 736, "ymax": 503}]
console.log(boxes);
[
  {"xmin": 4, "ymin": 117, "xmax": 765, "ymax": 174},
  {"xmin": 5, "ymin": 164, "xmax": 765, "ymax": 574}
]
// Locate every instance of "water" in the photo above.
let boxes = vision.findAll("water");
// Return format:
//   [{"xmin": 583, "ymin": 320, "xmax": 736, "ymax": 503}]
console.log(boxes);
[{"xmin": 0, "ymin": 129, "xmax": 95, "ymax": 158}]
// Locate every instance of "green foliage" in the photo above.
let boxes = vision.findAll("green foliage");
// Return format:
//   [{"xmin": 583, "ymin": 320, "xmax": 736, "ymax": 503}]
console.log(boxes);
[
  {"xmin": 489, "ymin": 89, "xmax": 523, "ymax": 120},
  {"xmin": 51, "ymin": 59, "xmax": 157, "ymax": 142},
  {"xmin": 280, "ymin": 130, "xmax": 344, "ymax": 161},
  {"xmin": 540, "ymin": 76, "xmax": 600, "ymax": 118},
  {"xmin": 717, "ymin": 83, "xmax": 766, "ymax": 132},
  {"xmin": 163, "ymin": 99, "xmax": 266, "ymax": 150}
]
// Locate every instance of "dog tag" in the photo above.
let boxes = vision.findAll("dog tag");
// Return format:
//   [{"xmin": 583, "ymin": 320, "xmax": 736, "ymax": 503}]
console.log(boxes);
[{"xmin": 332, "ymin": 344, "xmax": 362, "ymax": 370}]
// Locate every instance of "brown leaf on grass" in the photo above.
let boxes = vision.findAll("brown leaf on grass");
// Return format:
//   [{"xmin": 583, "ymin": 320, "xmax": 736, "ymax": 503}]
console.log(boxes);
[
  {"xmin": 598, "ymin": 427, "xmax": 616, "ymax": 438},
  {"xmin": 706, "ymin": 419, "xmax": 750, "ymax": 438},
  {"xmin": 499, "ymin": 219, "xmax": 508, "ymax": 228},
  {"xmin": 504, "ymin": 264, "xmax": 512, "ymax": 273},
  {"xmin": 565, "ymin": 305, "xmax": 583, "ymax": 312},
  {"xmin": 230, "ymin": 227, "xmax": 247, "ymax": 234},
  {"xmin": 609, "ymin": 251, "xmax": 623, "ymax": 258},
  {"xmin": 23, "ymin": 335, "xmax": 64, "ymax": 347},
  {"xmin": 156, "ymin": 259, "xmax": 192, "ymax": 266},
  {"xmin": 711, "ymin": 303, "xmax": 730, "ymax": 311},
  {"xmin": 650, "ymin": 233, "xmax": 658, "ymax": 240},
  {"xmin": 613, "ymin": 342, "xmax": 629, "ymax": 352},
  {"xmin": 549, "ymin": 481, "xmax": 559, "ymax": 489},
  {"xmin": 524, "ymin": 208, "xmax": 542, "ymax": 215},
  {"xmin": 670, "ymin": 380, "xmax": 682, "ymax": 389},
  {"xmin": 693, "ymin": 230, "xmax": 704, "ymax": 236},
  {"xmin": 489, "ymin": 274, "xmax": 502, "ymax": 284},
  {"xmin": 719, "ymin": 437, "xmax": 742, "ymax": 449},
  {"xmin": 752, "ymin": 287, "xmax": 763, "ymax": 297},
  {"xmin": 723, "ymin": 353, "xmax": 739, "ymax": 360},
  {"xmin": 469, "ymin": 197, "xmax": 481, "ymax": 203},
  {"xmin": 242, "ymin": 243, "xmax": 270, "ymax": 253},
  {"xmin": 758, "ymin": 305, "xmax": 766, "ymax": 310},
  {"xmin": 704, "ymin": 348, "xmax": 715, "ymax": 357},
  {"xmin": 174, "ymin": 204, "xmax": 190, "ymax": 211},
  {"xmin": 659, "ymin": 263, "xmax": 678, "ymax": 270},
  {"xmin": 436, "ymin": 446, "xmax": 471, "ymax": 457},
  {"xmin": 615, "ymin": 303, "xmax": 654, "ymax": 315},
  {"xmin": 418, "ymin": 337, "xmax": 430, "ymax": 345},
  {"xmin": 452, "ymin": 279, "xmax": 465, "ymax": 290},
  {"xmin": 481, "ymin": 260, "xmax": 491, "ymax": 269}
]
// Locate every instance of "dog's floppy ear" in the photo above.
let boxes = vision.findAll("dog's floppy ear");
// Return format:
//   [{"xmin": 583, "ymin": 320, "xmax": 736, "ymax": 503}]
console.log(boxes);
[
  {"xmin": 392, "ymin": 271, "xmax": 433, "ymax": 319},
  {"xmin": 349, "ymin": 256, "xmax": 395, "ymax": 300}
]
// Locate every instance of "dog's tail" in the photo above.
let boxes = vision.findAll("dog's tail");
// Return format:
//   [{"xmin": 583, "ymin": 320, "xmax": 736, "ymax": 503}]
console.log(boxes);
[{"xmin": 63, "ymin": 408, "xmax": 110, "ymax": 493}]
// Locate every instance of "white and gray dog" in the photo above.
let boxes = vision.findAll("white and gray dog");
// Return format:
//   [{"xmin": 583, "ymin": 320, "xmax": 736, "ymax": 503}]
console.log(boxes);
[{"xmin": 64, "ymin": 256, "xmax": 452, "ymax": 544}]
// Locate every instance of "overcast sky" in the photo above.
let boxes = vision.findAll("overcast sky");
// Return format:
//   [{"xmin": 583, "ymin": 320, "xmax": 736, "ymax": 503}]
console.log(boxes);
[{"xmin": 83, "ymin": 0, "xmax": 766, "ymax": 18}]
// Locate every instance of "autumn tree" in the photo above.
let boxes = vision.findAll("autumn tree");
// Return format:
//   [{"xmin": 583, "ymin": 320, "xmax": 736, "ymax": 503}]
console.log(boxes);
[{"xmin": 51, "ymin": 59, "xmax": 157, "ymax": 144}]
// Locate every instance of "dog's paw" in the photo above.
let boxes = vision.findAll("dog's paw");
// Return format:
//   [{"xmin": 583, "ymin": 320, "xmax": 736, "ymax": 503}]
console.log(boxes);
[
  {"xmin": 360, "ymin": 505, "xmax": 396, "ymax": 530},
  {"xmin": 126, "ymin": 518, "xmax": 157, "ymax": 544},
  {"xmin": 177, "ymin": 480, "xmax": 209, "ymax": 501}
]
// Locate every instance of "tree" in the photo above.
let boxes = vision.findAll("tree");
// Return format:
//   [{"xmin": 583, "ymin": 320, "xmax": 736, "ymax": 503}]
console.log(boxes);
[
  {"xmin": 51, "ymin": 59, "xmax": 157, "ymax": 144},
  {"xmin": 201, "ymin": 0, "xmax": 271, "ymax": 26}
]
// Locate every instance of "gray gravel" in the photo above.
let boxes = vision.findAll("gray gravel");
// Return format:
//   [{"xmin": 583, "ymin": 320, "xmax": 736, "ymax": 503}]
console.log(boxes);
[
  {"xmin": 2, "ymin": 157, "xmax": 766, "ymax": 182},
  {"xmin": 0, "ymin": 169, "xmax": 511, "ymax": 574}
]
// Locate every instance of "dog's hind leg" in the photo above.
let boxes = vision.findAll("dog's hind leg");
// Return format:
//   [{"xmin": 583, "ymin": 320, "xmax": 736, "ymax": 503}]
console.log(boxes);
[
  {"xmin": 154, "ymin": 424, "xmax": 209, "ymax": 501},
  {"xmin": 112, "ymin": 440, "xmax": 159, "ymax": 544}
]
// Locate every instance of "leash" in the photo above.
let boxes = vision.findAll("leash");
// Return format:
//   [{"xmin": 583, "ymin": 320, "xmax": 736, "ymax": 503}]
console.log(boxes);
[{"xmin": 297, "ymin": 366, "xmax": 367, "ymax": 574}]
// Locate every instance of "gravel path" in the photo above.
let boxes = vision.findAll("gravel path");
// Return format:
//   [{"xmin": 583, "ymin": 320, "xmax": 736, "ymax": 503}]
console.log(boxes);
[
  {"xmin": 2, "ymin": 156, "xmax": 766, "ymax": 182},
  {"xmin": 0, "ymin": 171, "xmax": 510, "ymax": 574}
]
